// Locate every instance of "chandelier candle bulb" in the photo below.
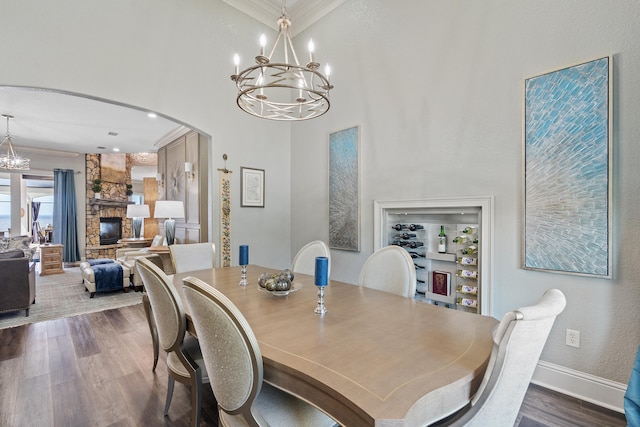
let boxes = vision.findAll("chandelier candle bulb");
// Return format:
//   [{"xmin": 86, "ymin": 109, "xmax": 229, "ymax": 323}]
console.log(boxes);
[
  {"xmin": 233, "ymin": 54, "xmax": 240, "ymax": 76},
  {"xmin": 308, "ymin": 39, "xmax": 314, "ymax": 63},
  {"xmin": 259, "ymin": 34, "xmax": 266, "ymax": 56}
]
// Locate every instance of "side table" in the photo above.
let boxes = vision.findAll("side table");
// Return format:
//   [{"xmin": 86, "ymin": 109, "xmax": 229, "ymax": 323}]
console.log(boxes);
[{"xmin": 39, "ymin": 244, "xmax": 64, "ymax": 276}]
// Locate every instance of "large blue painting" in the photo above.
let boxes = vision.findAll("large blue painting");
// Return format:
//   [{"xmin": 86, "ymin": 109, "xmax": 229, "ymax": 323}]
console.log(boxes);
[
  {"xmin": 524, "ymin": 57, "xmax": 612, "ymax": 277},
  {"xmin": 329, "ymin": 126, "xmax": 360, "ymax": 251}
]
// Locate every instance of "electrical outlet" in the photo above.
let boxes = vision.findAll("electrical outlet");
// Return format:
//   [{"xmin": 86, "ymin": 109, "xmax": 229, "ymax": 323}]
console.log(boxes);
[{"xmin": 566, "ymin": 329, "xmax": 580, "ymax": 348}]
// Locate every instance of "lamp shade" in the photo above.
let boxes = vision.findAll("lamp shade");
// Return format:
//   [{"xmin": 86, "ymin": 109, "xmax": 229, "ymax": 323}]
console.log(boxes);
[
  {"xmin": 126, "ymin": 204, "xmax": 150, "ymax": 219},
  {"xmin": 154, "ymin": 200, "xmax": 184, "ymax": 219}
]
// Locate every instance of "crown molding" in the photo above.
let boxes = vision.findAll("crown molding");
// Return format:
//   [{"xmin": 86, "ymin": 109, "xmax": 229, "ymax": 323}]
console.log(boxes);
[
  {"xmin": 154, "ymin": 125, "xmax": 191, "ymax": 149},
  {"xmin": 221, "ymin": 0, "xmax": 345, "ymax": 36}
]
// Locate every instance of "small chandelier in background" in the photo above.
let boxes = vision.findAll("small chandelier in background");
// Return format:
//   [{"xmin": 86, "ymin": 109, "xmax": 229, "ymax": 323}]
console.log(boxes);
[
  {"xmin": 230, "ymin": 1, "xmax": 334, "ymax": 121},
  {"xmin": 0, "ymin": 114, "xmax": 30, "ymax": 171}
]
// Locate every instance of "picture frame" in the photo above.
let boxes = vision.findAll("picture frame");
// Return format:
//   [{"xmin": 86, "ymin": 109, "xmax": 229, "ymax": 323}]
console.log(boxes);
[
  {"xmin": 240, "ymin": 167, "xmax": 265, "ymax": 208},
  {"xmin": 100, "ymin": 153, "xmax": 126, "ymax": 183},
  {"xmin": 523, "ymin": 56, "xmax": 612, "ymax": 278},
  {"xmin": 329, "ymin": 126, "xmax": 360, "ymax": 251}
]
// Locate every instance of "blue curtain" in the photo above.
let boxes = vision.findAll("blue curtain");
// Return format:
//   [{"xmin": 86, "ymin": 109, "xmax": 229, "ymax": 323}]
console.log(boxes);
[{"xmin": 53, "ymin": 169, "xmax": 81, "ymax": 262}]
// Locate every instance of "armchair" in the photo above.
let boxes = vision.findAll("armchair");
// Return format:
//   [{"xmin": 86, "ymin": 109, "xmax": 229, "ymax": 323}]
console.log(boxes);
[{"xmin": 0, "ymin": 249, "xmax": 36, "ymax": 316}]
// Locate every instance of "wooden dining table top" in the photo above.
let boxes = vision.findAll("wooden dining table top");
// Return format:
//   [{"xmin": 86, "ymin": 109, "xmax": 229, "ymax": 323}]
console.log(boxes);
[{"xmin": 171, "ymin": 265, "xmax": 498, "ymax": 427}]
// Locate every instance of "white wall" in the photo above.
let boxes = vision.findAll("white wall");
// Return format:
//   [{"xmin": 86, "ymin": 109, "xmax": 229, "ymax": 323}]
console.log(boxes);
[
  {"xmin": 0, "ymin": 0, "xmax": 292, "ymax": 269},
  {"xmin": 291, "ymin": 0, "xmax": 640, "ymax": 389}
]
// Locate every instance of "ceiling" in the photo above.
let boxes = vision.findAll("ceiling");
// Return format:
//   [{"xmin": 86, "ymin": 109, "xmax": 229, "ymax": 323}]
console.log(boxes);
[{"xmin": 0, "ymin": 0, "xmax": 344, "ymax": 158}]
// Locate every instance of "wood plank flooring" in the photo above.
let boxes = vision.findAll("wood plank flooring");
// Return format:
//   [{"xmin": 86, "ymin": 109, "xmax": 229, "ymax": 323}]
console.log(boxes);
[{"xmin": 0, "ymin": 304, "xmax": 628, "ymax": 426}]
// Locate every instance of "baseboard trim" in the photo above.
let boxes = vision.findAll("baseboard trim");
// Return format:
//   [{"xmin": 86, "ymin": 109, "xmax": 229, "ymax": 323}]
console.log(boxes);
[{"xmin": 532, "ymin": 360, "xmax": 627, "ymax": 413}]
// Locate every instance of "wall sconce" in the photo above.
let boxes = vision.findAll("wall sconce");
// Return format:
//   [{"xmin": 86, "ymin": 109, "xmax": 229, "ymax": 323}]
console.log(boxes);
[
  {"xmin": 184, "ymin": 162, "xmax": 195, "ymax": 182},
  {"xmin": 156, "ymin": 172, "xmax": 164, "ymax": 189}
]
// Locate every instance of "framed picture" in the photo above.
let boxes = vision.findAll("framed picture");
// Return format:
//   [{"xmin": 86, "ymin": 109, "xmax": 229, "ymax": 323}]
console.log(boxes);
[
  {"xmin": 523, "ymin": 56, "xmax": 612, "ymax": 278},
  {"xmin": 100, "ymin": 153, "xmax": 126, "ymax": 183},
  {"xmin": 329, "ymin": 126, "xmax": 360, "ymax": 251},
  {"xmin": 240, "ymin": 167, "xmax": 264, "ymax": 207},
  {"xmin": 431, "ymin": 270, "xmax": 451, "ymax": 296}
]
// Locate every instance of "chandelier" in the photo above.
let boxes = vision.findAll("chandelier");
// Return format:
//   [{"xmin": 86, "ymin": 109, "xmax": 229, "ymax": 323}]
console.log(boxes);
[
  {"xmin": 230, "ymin": 2, "xmax": 334, "ymax": 121},
  {"xmin": 0, "ymin": 114, "xmax": 30, "ymax": 171}
]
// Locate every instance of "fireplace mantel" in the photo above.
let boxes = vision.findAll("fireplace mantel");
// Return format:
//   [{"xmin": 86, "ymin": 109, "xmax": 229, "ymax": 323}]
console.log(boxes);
[{"xmin": 88, "ymin": 198, "xmax": 132, "ymax": 215}]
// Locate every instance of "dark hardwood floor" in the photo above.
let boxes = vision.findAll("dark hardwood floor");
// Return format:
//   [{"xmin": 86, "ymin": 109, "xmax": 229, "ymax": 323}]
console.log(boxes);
[{"xmin": 0, "ymin": 304, "xmax": 627, "ymax": 426}]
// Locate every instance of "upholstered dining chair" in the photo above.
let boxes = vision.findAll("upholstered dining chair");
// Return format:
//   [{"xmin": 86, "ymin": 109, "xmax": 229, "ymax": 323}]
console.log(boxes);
[
  {"xmin": 136, "ymin": 257, "xmax": 210, "ymax": 427},
  {"xmin": 182, "ymin": 276, "xmax": 337, "ymax": 427},
  {"xmin": 170, "ymin": 242, "xmax": 216, "ymax": 274},
  {"xmin": 429, "ymin": 289, "xmax": 566, "ymax": 426},
  {"xmin": 358, "ymin": 245, "xmax": 417, "ymax": 298},
  {"xmin": 291, "ymin": 240, "xmax": 330, "ymax": 276}
]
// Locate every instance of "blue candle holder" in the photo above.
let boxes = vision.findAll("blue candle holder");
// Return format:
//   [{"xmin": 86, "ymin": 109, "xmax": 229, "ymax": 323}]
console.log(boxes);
[
  {"xmin": 239, "ymin": 245, "xmax": 249, "ymax": 286},
  {"xmin": 314, "ymin": 256, "xmax": 328, "ymax": 314}
]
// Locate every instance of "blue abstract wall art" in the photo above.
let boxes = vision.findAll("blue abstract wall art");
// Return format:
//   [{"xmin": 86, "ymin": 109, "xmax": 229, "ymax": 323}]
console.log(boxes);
[
  {"xmin": 329, "ymin": 126, "xmax": 360, "ymax": 251},
  {"xmin": 524, "ymin": 57, "xmax": 612, "ymax": 277}
]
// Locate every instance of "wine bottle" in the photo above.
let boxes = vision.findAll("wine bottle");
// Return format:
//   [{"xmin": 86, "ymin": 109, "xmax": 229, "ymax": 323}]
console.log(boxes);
[
  {"xmin": 391, "ymin": 240, "xmax": 407, "ymax": 247},
  {"xmin": 408, "ymin": 224, "xmax": 424, "ymax": 231},
  {"xmin": 456, "ymin": 269, "xmax": 478, "ymax": 279},
  {"xmin": 414, "ymin": 263, "xmax": 425, "ymax": 269},
  {"xmin": 462, "ymin": 245, "xmax": 478, "ymax": 255},
  {"xmin": 452, "ymin": 235, "xmax": 470, "ymax": 244},
  {"xmin": 408, "ymin": 241, "xmax": 424, "ymax": 248},
  {"xmin": 457, "ymin": 256, "xmax": 477, "ymax": 266},
  {"xmin": 394, "ymin": 233, "xmax": 417, "ymax": 239},
  {"xmin": 408, "ymin": 252, "xmax": 425, "ymax": 258},
  {"xmin": 462, "ymin": 226, "xmax": 477, "ymax": 235},
  {"xmin": 438, "ymin": 226, "xmax": 447, "ymax": 253},
  {"xmin": 391, "ymin": 224, "xmax": 407, "ymax": 230}
]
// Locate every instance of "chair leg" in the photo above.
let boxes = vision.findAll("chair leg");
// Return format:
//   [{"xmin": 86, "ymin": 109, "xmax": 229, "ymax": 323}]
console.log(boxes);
[
  {"xmin": 164, "ymin": 376, "xmax": 175, "ymax": 417},
  {"xmin": 142, "ymin": 293, "xmax": 159, "ymax": 371},
  {"xmin": 191, "ymin": 368, "xmax": 203, "ymax": 427}
]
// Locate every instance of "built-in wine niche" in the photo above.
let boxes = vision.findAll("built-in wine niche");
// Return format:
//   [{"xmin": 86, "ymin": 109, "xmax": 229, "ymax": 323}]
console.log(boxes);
[{"xmin": 374, "ymin": 196, "xmax": 493, "ymax": 315}]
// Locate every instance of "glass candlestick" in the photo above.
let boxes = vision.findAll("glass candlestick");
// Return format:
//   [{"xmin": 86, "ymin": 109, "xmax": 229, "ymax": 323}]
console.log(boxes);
[
  {"xmin": 239, "ymin": 264, "xmax": 248, "ymax": 286},
  {"xmin": 314, "ymin": 285, "xmax": 327, "ymax": 314}
]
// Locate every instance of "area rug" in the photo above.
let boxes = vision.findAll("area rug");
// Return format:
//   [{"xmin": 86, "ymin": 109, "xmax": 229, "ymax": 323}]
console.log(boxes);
[{"xmin": 0, "ymin": 267, "xmax": 142, "ymax": 329}]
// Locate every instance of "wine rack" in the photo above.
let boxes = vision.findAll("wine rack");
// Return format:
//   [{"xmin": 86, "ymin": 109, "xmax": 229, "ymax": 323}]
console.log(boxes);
[
  {"xmin": 384, "ymin": 221, "xmax": 480, "ymax": 313},
  {"xmin": 454, "ymin": 225, "xmax": 479, "ymax": 313},
  {"xmin": 374, "ymin": 197, "xmax": 493, "ymax": 315}
]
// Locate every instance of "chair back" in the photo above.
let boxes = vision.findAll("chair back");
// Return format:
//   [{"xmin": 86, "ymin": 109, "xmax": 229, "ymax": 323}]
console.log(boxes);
[
  {"xmin": 170, "ymin": 242, "xmax": 216, "ymax": 273},
  {"xmin": 137, "ymin": 257, "xmax": 186, "ymax": 353},
  {"xmin": 445, "ymin": 288, "xmax": 566, "ymax": 426},
  {"xmin": 182, "ymin": 276, "xmax": 265, "ymax": 425},
  {"xmin": 151, "ymin": 235, "xmax": 166, "ymax": 247},
  {"xmin": 358, "ymin": 245, "xmax": 417, "ymax": 298},
  {"xmin": 291, "ymin": 240, "xmax": 330, "ymax": 276}
]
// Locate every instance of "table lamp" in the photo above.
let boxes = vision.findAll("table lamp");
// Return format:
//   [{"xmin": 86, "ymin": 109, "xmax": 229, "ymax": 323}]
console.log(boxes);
[
  {"xmin": 126, "ymin": 204, "xmax": 150, "ymax": 239},
  {"xmin": 154, "ymin": 200, "xmax": 184, "ymax": 245}
]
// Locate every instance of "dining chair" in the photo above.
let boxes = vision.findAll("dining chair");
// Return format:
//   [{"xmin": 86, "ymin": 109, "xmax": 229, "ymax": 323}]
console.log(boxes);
[
  {"xmin": 358, "ymin": 245, "xmax": 417, "ymax": 298},
  {"xmin": 291, "ymin": 240, "xmax": 330, "ymax": 276},
  {"xmin": 170, "ymin": 242, "xmax": 216, "ymax": 274},
  {"xmin": 430, "ymin": 288, "xmax": 566, "ymax": 426},
  {"xmin": 136, "ymin": 257, "xmax": 210, "ymax": 427},
  {"xmin": 137, "ymin": 254, "xmax": 164, "ymax": 372},
  {"xmin": 182, "ymin": 276, "xmax": 338, "ymax": 427}
]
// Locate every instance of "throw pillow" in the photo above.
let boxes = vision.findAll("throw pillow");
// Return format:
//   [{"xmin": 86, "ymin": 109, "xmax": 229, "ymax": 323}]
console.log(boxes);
[
  {"xmin": 0, "ymin": 249, "xmax": 26, "ymax": 259},
  {"xmin": 7, "ymin": 235, "xmax": 33, "ymax": 260}
]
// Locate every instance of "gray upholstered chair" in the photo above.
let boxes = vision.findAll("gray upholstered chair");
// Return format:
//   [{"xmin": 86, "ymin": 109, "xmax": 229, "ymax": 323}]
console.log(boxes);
[
  {"xmin": 430, "ymin": 289, "xmax": 566, "ymax": 426},
  {"xmin": 182, "ymin": 276, "xmax": 337, "ymax": 427},
  {"xmin": 291, "ymin": 240, "xmax": 330, "ymax": 276},
  {"xmin": 136, "ymin": 257, "xmax": 210, "ymax": 427},
  {"xmin": 0, "ymin": 249, "xmax": 36, "ymax": 316},
  {"xmin": 170, "ymin": 242, "xmax": 215, "ymax": 274},
  {"xmin": 358, "ymin": 245, "xmax": 417, "ymax": 298}
]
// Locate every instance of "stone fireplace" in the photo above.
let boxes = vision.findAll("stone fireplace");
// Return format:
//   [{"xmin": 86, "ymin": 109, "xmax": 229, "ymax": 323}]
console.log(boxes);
[{"xmin": 85, "ymin": 153, "xmax": 132, "ymax": 259}]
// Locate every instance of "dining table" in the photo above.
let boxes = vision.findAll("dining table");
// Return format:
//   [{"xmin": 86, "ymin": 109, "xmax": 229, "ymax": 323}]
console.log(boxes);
[{"xmin": 171, "ymin": 265, "xmax": 498, "ymax": 427}]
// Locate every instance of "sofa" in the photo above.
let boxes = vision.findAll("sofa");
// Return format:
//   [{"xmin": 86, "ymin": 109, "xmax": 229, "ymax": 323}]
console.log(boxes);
[{"xmin": 0, "ymin": 248, "xmax": 36, "ymax": 316}]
